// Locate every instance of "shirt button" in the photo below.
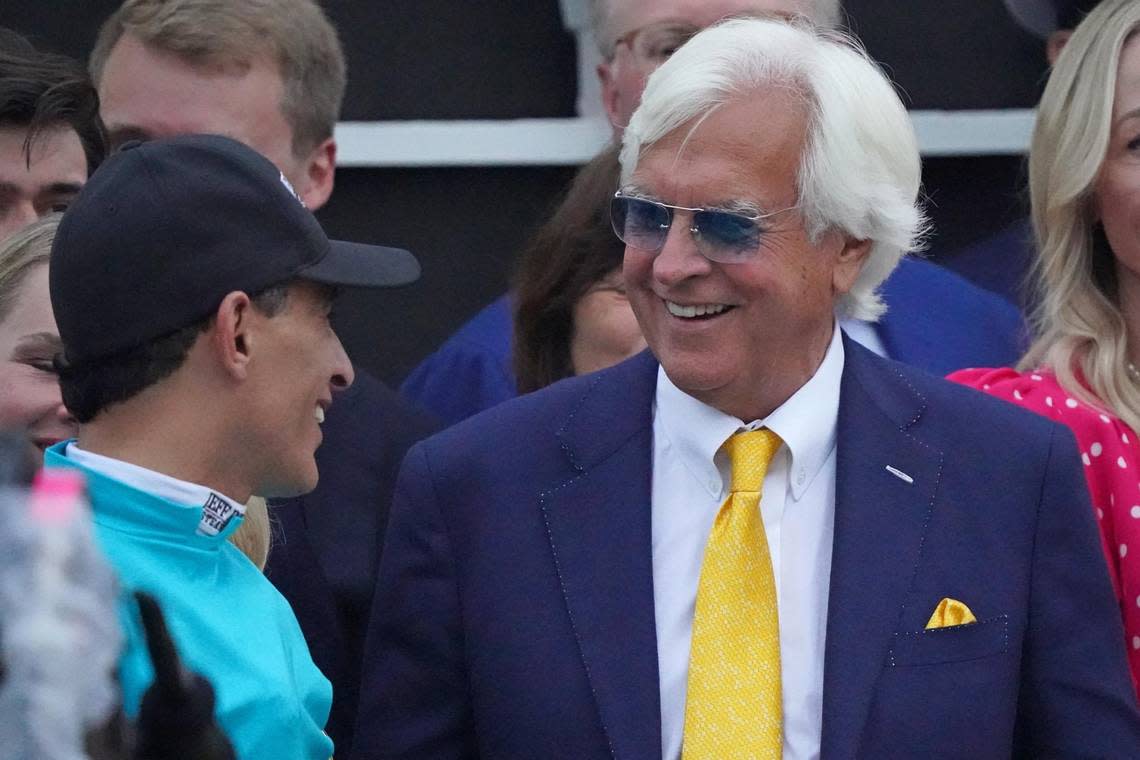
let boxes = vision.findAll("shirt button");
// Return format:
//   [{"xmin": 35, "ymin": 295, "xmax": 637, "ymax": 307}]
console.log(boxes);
[
  {"xmin": 797, "ymin": 470, "xmax": 806, "ymax": 486},
  {"xmin": 708, "ymin": 480, "xmax": 719, "ymax": 492}
]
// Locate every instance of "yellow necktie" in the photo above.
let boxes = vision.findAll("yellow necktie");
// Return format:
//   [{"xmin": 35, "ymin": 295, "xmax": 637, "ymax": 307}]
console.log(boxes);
[{"xmin": 682, "ymin": 428, "xmax": 783, "ymax": 760}]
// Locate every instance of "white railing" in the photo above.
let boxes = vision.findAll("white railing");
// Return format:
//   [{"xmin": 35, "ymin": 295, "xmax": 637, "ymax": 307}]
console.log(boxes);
[{"xmin": 334, "ymin": 110, "xmax": 1035, "ymax": 167}]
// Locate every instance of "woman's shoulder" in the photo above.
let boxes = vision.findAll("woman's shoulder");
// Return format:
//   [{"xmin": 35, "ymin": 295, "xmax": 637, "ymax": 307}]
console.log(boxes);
[
  {"xmin": 947, "ymin": 366, "xmax": 1133, "ymax": 455},
  {"xmin": 953, "ymin": 367, "xmax": 1080, "ymax": 414}
]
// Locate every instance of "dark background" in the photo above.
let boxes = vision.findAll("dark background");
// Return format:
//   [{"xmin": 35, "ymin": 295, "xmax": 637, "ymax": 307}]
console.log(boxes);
[{"xmin": 7, "ymin": 1, "xmax": 1046, "ymax": 385}]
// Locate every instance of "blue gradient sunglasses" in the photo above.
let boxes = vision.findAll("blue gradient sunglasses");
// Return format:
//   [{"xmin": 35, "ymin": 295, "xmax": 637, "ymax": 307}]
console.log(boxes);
[{"xmin": 610, "ymin": 191, "xmax": 796, "ymax": 263}]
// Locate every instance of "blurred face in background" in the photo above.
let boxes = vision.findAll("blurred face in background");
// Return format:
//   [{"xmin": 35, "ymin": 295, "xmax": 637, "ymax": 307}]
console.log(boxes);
[
  {"xmin": 597, "ymin": 0, "xmax": 818, "ymax": 130},
  {"xmin": 0, "ymin": 126, "xmax": 86, "ymax": 242},
  {"xmin": 96, "ymin": 34, "xmax": 334, "ymax": 210},
  {"xmin": 570, "ymin": 267, "xmax": 648, "ymax": 375},
  {"xmin": 1101, "ymin": 34, "xmax": 1140, "ymax": 297},
  {"xmin": 0, "ymin": 263, "xmax": 74, "ymax": 454}
]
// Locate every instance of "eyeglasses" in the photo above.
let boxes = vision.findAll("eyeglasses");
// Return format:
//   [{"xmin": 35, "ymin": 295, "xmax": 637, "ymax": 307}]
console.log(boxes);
[
  {"xmin": 611, "ymin": 21, "xmax": 700, "ymax": 65},
  {"xmin": 610, "ymin": 192, "xmax": 796, "ymax": 263},
  {"xmin": 609, "ymin": 13, "xmax": 802, "ymax": 65}
]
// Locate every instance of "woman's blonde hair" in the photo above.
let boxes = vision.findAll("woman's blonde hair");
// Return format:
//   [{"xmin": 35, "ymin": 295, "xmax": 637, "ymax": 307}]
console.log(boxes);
[
  {"xmin": 1021, "ymin": 0, "xmax": 1140, "ymax": 434},
  {"xmin": 0, "ymin": 214, "xmax": 59, "ymax": 321},
  {"xmin": 230, "ymin": 495, "xmax": 270, "ymax": 570}
]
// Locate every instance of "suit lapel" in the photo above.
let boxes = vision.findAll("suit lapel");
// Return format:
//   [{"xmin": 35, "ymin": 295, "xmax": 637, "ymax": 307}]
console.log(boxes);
[
  {"xmin": 541, "ymin": 351, "xmax": 663, "ymax": 760},
  {"xmin": 820, "ymin": 338, "xmax": 945, "ymax": 757}
]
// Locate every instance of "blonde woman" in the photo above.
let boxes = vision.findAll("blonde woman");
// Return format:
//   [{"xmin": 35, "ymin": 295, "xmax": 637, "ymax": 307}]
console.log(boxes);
[
  {"xmin": 0, "ymin": 216, "xmax": 74, "ymax": 455},
  {"xmin": 950, "ymin": 0, "xmax": 1140, "ymax": 694}
]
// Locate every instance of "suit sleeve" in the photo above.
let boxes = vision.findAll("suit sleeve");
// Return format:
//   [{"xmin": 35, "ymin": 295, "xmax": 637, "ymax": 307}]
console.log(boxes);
[
  {"xmin": 352, "ymin": 442, "xmax": 477, "ymax": 760},
  {"xmin": 1014, "ymin": 424, "xmax": 1140, "ymax": 754}
]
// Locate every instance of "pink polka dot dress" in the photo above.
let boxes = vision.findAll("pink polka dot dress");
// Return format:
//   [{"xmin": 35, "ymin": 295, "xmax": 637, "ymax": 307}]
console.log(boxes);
[{"xmin": 949, "ymin": 367, "xmax": 1140, "ymax": 699}]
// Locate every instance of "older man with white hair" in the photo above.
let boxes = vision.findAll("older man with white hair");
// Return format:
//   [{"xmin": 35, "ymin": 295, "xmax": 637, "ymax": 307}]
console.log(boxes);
[
  {"xmin": 402, "ymin": 0, "xmax": 1025, "ymax": 428},
  {"xmin": 356, "ymin": 17, "xmax": 1140, "ymax": 760}
]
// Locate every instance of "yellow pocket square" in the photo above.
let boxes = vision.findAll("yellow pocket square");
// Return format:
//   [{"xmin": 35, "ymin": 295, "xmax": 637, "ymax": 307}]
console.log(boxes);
[{"xmin": 925, "ymin": 598, "xmax": 977, "ymax": 629}]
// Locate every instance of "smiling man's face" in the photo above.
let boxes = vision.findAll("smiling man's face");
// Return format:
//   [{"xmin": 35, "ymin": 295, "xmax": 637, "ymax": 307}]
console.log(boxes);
[{"xmin": 622, "ymin": 88, "xmax": 866, "ymax": 420}]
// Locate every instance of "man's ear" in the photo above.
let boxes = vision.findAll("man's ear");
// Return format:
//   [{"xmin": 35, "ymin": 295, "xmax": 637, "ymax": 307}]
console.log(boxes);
[
  {"xmin": 597, "ymin": 59, "xmax": 624, "ymax": 134},
  {"xmin": 212, "ymin": 291, "xmax": 256, "ymax": 380},
  {"xmin": 832, "ymin": 236, "xmax": 873, "ymax": 295},
  {"xmin": 295, "ymin": 137, "xmax": 336, "ymax": 211}
]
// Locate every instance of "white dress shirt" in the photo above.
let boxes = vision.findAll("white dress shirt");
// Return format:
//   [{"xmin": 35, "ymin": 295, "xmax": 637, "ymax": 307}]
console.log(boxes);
[
  {"xmin": 839, "ymin": 317, "xmax": 886, "ymax": 357},
  {"xmin": 651, "ymin": 326, "xmax": 843, "ymax": 760}
]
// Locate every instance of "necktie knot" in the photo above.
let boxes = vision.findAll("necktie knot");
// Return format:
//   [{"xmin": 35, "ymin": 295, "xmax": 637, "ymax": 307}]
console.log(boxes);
[{"xmin": 723, "ymin": 428, "xmax": 782, "ymax": 494}]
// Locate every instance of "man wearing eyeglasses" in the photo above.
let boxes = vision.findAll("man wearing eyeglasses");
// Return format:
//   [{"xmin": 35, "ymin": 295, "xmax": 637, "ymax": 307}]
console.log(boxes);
[
  {"xmin": 595, "ymin": 0, "xmax": 839, "ymax": 130},
  {"xmin": 357, "ymin": 17, "xmax": 1139, "ymax": 760},
  {"xmin": 402, "ymin": 0, "xmax": 1025, "ymax": 430},
  {"xmin": 0, "ymin": 29, "xmax": 103, "ymax": 243}
]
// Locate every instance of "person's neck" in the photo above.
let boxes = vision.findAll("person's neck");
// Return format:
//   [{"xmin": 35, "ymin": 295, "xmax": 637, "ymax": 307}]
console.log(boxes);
[
  {"xmin": 696, "ymin": 323, "xmax": 834, "ymax": 423},
  {"xmin": 1118, "ymin": 268, "xmax": 1140, "ymax": 369},
  {"xmin": 77, "ymin": 394, "xmax": 251, "ymax": 503}
]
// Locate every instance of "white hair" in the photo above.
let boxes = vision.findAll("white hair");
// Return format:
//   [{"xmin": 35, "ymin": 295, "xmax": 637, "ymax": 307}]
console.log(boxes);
[
  {"xmin": 619, "ymin": 16, "xmax": 925, "ymax": 320},
  {"xmin": 590, "ymin": 0, "xmax": 844, "ymax": 57}
]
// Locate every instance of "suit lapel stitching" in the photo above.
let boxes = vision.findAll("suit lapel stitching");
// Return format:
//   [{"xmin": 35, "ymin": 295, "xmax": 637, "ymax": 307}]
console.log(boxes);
[
  {"xmin": 539, "ymin": 473, "xmax": 619, "ymax": 760},
  {"xmin": 556, "ymin": 374, "xmax": 606, "ymax": 474},
  {"xmin": 897, "ymin": 454, "xmax": 945, "ymax": 623},
  {"xmin": 881, "ymin": 366, "xmax": 946, "ymax": 629},
  {"xmin": 887, "ymin": 365, "xmax": 928, "ymax": 430}
]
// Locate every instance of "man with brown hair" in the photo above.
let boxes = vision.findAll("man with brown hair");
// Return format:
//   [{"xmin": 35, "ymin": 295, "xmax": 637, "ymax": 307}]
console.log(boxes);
[
  {"xmin": 0, "ymin": 27, "xmax": 104, "ymax": 241},
  {"xmin": 89, "ymin": 0, "xmax": 342, "ymax": 209},
  {"xmin": 89, "ymin": 2, "xmax": 438, "ymax": 754}
]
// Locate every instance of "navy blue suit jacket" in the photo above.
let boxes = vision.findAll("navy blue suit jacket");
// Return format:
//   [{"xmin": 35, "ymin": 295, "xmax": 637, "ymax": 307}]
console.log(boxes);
[
  {"xmin": 401, "ymin": 257, "xmax": 1026, "ymax": 426},
  {"xmin": 266, "ymin": 370, "xmax": 439, "ymax": 757},
  {"xmin": 359, "ymin": 340, "xmax": 1139, "ymax": 758}
]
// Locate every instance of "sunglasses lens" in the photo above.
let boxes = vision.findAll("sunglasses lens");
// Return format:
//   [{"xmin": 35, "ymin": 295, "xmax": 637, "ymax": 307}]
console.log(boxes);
[
  {"xmin": 694, "ymin": 211, "xmax": 760, "ymax": 262},
  {"xmin": 612, "ymin": 196, "xmax": 671, "ymax": 251}
]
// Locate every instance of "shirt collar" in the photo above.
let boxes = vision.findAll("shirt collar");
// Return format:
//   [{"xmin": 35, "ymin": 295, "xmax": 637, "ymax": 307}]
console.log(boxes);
[
  {"xmin": 60, "ymin": 441, "xmax": 246, "ymax": 538},
  {"xmin": 654, "ymin": 325, "xmax": 844, "ymax": 500}
]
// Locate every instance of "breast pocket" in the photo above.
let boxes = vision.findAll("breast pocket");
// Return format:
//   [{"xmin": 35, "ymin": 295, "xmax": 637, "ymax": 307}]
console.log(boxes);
[{"xmin": 888, "ymin": 615, "xmax": 1009, "ymax": 667}]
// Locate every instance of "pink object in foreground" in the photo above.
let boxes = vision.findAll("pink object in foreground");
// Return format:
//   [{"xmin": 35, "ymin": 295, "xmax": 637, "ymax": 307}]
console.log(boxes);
[{"xmin": 28, "ymin": 469, "xmax": 86, "ymax": 524}]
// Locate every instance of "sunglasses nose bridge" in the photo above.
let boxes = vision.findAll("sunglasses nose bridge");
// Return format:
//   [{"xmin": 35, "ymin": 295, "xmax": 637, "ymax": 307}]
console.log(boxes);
[
  {"xmin": 675, "ymin": 208, "xmax": 715, "ymax": 261},
  {"xmin": 613, "ymin": 196, "xmax": 716, "ymax": 260},
  {"xmin": 659, "ymin": 209, "xmax": 718, "ymax": 271},
  {"xmin": 657, "ymin": 205, "xmax": 699, "ymax": 246},
  {"xmin": 684, "ymin": 213, "xmax": 702, "ymax": 242}
]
